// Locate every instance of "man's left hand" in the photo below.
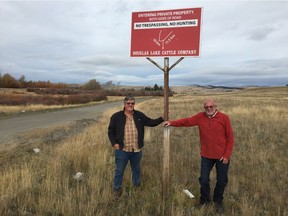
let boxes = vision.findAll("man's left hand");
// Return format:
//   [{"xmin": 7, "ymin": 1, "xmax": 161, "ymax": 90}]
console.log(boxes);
[{"xmin": 220, "ymin": 157, "xmax": 229, "ymax": 164}]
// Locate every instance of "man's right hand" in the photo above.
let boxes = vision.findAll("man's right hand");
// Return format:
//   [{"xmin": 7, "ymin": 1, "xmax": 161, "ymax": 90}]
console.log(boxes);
[
  {"xmin": 114, "ymin": 144, "xmax": 120, "ymax": 150},
  {"xmin": 163, "ymin": 121, "xmax": 171, "ymax": 127}
]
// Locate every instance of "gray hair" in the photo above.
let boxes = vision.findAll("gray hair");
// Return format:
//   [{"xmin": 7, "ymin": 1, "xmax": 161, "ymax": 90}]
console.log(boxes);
[
  {"xmin": 204, "ymin": 98, "xmax": 216, "ymax": 106},
  {"xmin": 124, "ymin": 95, "xmax": 135, "ymax": 102}
]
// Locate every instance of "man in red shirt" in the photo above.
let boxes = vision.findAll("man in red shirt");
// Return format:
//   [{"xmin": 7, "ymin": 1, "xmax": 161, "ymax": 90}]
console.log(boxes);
[{"xmin": 163, "ymin": 99, "xmax": 234, "ymax": 213}]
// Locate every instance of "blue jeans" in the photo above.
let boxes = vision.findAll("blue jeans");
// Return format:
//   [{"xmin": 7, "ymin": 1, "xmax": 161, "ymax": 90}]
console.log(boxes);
[
  {"xmin": 198, "ymin": 157, "xmax": 229, "ymax": 204},
  {"xmin": 114, "ymin": 150, "xmax": 142, "ymax": 191}
]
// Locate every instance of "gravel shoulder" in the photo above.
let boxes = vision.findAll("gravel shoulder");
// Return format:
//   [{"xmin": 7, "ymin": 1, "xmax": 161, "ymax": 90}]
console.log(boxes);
[
  {"xmin": 0, "ymin": 98, "xmax": 150, "ymax": 145},
  {"xmin": 0, "ymin": 100, "xmax": 127, "ymax": 144}
]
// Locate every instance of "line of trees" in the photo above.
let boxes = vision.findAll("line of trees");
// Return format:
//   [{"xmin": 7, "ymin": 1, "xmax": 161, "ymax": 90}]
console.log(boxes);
[
  {"xmin": 0, "ymin": 73, "xmax": 70, "ymax": 89},
  {"xmin": 0, "ymin": 73, "xmax": 104, "ymax": 91},
  {"xmin": 0, "ymin": 73, "xmax": 172, "ymax": 106},
  {"xmin": 144, "ymin": 84, "xmax": 163, "ymax": 91},
  {"xmin": 0, "ymin": 73, "xmax": 167, "ymax": 93}
]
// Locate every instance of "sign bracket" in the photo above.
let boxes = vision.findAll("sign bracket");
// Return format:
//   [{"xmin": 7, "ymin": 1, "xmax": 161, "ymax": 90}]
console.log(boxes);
[{"xmin": 146, "ymin": 57, "xmax": 184, "ymax": 73}]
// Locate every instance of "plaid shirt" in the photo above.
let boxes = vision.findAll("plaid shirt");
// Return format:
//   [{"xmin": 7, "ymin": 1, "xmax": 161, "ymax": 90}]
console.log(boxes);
[
  {"xmin": 108, "ymin": 109, "xmax": 164, "ymax": 150},
  {"xmin": 123, "ymin": 115, "xmax": 140, "ymax": 152}
]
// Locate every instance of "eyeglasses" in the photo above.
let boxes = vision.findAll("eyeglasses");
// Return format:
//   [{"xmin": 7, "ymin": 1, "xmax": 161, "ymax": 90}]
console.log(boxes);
[
  {"xmin": 204, "ymin": 106, "xmax": 214, "ymax": 109},
  {"xmin": 126, "ymin": 102, "xmax": 135, "ymax": 105}
]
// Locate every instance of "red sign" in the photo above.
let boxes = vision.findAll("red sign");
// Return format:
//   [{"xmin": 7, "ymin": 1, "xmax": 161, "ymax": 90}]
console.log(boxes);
[{"xmin": 130, "ymin": 8, "xmax": 202, "ymax": 57}]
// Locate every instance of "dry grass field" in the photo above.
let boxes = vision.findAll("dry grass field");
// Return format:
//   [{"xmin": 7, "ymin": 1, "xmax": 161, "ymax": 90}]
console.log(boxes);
[{"xmin": 0, "ymin": 87, "xmax": 287, "ymax": 216}]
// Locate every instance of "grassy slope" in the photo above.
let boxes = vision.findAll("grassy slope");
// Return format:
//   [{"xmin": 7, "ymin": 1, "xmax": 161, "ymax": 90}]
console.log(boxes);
[{"xmin": 0, "ymin": 87, "xmax": 287, "ymax": 216}]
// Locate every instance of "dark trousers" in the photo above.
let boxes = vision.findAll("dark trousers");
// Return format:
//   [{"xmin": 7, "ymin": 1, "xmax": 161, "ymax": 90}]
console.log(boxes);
[
  {"xmin": 114, "ymin": 150, "xmax": 142, "ymax": 191},
  {"xmin": 198, "ymin": 157, "xmax": 230, "ymax": 204}
]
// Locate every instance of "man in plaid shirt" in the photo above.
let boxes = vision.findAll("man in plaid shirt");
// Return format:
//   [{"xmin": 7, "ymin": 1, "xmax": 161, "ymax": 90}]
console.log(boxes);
[{"xmin": 108, "ymin": 96, "xmax": 163, "ymax": 198}]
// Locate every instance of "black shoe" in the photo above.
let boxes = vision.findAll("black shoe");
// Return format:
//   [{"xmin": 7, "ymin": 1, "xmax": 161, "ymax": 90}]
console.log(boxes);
[
  {"xmin": 215, "ymin": 202, "xmax": 224, "ymax": 214},
  {"xmin": 133, "ymin": 183, "xmax": 141, "ymax": 188}
]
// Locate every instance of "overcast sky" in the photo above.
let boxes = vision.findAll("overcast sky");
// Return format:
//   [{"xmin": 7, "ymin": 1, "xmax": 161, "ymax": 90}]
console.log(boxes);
[{"xmin": 0, "ymin": 0, "xmax": 287, "ymax": 87}]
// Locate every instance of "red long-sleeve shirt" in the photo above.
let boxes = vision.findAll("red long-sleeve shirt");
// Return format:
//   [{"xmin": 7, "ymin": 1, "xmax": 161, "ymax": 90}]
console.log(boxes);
[{"xmin": 170, "ymin": 111, "xmax": 234, "ymax": 160}]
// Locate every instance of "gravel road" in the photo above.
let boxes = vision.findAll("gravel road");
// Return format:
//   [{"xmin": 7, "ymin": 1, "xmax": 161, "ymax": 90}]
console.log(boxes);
[{"xmin": 0, "ymin": 100, "xmax": 148, "ymax": 144}]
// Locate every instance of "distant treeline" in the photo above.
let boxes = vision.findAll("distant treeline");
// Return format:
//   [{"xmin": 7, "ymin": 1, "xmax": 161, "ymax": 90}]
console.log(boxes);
[
  {"xmin": 0, "ymin": 73, "xmax": 170, "ymax": 106},
  {"xmin": 0, "ymin": 73, "xmax": 98, "ymax": 89}
]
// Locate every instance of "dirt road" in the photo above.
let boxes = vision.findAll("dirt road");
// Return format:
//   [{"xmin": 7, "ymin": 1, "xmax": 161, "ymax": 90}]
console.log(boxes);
[{"xmin": 0, "ymin": 100, "xmax": 145, "ymax": 144}]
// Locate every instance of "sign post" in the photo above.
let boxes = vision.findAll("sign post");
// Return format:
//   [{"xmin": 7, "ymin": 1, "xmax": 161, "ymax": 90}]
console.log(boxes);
[
  {"xmin": 163, "ymin": 57, "xmax": 170, "ymax": 205},
  {"xmin": 131, "ymin": 7, "xmax": 202, "ymax": 214},
  {"xmin": 147, "ymin": 57, "xmax": 184, "ymax": 204}
]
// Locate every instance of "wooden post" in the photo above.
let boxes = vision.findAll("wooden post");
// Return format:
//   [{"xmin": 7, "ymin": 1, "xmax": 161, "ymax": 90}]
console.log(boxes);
[
  {"xmin": 162, "ymin": 57, "xmax": 170, "ymax": 203},
  {"xmin": 146, "ymin": 57, "xmax": 184, "ymax": 215}
]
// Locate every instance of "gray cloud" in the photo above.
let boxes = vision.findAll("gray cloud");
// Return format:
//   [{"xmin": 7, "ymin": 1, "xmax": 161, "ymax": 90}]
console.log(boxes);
[
  {"xmin": 246, "ymin": 26, "xmax": 276, "ymax": 41},
  {"xmin": 0, "ymin": 1, "xmax": 287, "ymax": 87}
]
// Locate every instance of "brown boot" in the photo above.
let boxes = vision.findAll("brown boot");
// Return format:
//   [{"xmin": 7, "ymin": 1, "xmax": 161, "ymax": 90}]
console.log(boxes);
[{"xmin": 114, "ymin": 189, "xmax": 122, "ymax": 198}]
